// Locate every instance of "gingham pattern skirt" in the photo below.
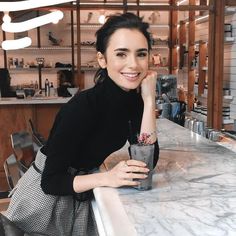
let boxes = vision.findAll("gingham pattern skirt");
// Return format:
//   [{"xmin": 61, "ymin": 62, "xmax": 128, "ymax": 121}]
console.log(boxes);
[{"xmin": 6, "ymin": 149, "xmax": 98, "ymax": 236}]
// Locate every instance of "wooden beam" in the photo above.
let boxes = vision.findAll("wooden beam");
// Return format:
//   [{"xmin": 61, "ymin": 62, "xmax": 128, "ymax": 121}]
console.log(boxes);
[
  {"xmin": 187, "ymin": 0, "xmax": 196, "ymax": 111},
  {"xmin": 39, "ymin": 5, "xmax": 212, "ymax": 12},
  {"xmin": 207, "ymin": 0, "xmax": 215, "ymax": 127},
  {"xmin": 76, "ymin": 4, "xmax": 84, "ymax": 90},
  {"xmin": 178, "ymin": 21, "xmax": 186, "ymax": 71},
  {"xmin": 70, "ymin": 10, "xmax": 75, "ymax": 83},
  {"xmin": 213, "ymin": 0, "xmax": 224, "ymax": 129},
  {"xmin": 207, "ymin": 0, "xmax": 225, "ymax": 130},
  {"xmin": 169, "ymin": 0, "xmax": 178, "ymax": 74},
  {"xmin": 198, "ymin": 41, "xmax": 207, "ymax": 95},
  {"xmin": 2, "ymin": 30, "xmax": 7, "ymax": 68}
]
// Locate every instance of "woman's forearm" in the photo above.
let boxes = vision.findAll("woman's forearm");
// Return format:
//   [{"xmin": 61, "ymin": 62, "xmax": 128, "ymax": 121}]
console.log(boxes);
[
  {"xmin": 73, "ymin": 160, "xmax": 149, "ymax": 193},
  {"xmin": 73, "ymin": 172, "xmax": 108, "ymax": 193},
  {"xmin": 139, "ymin": 71, "xmax": 157, "ymax": 144},
  {"xmin": 140, "ymin": 99, "xmax": 157, "ymax": 144}
]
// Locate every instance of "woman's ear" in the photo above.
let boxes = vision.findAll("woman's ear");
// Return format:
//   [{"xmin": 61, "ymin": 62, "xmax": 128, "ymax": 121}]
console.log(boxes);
[{"xmin": 97, "ymin": 52, "xmax": 107, "ymax": 69}]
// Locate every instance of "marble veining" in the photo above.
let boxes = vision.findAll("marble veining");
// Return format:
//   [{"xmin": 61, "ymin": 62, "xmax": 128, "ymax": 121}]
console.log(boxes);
[{"xmin": 96, "ymin": 119, "xmax": 236, "ymax": 236}]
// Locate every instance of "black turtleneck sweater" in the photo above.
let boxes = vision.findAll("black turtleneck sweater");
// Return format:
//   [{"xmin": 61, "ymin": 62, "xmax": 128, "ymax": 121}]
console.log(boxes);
[{"xmin": 41, "ymin": 78, "xmax": 159, "ymax": 195}]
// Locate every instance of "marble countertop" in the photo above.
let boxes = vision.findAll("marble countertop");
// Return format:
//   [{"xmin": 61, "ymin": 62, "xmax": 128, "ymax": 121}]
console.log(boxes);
[
  {"xmin": 0, "ymin": 97, "xmax": 71, "ymax": 105},
  {"xmin": 93, "ymin": 118, "xmax": 236, "ymax": 236}
]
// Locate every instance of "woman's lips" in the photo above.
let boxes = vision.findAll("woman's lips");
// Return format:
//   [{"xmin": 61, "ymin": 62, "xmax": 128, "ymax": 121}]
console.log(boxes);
[{"xmin": 121, "ymin": 72, "xmax": 140, "ymax": 81}]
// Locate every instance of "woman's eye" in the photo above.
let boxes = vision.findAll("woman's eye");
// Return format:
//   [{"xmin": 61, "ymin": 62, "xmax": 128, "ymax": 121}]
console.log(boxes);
[
  {"xmin": 137, "ymin": 52, "xmax": 148, "ymax": 57},
  {"xmin": 116, "ymin": 52, "xmax": 126, "ymax": 57}
]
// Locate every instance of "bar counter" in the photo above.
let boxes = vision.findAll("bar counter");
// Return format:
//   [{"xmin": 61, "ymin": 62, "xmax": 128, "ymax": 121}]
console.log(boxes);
[
  {"xmin": 92, "ymin": 118, "xmax": 236, "ymax": 236},
  {"xmin": 0, "ymin": 97, "xmax": 71, "ymax": 191},
  {"xmin": 0, "ymin": 97, "xmax": 71, "ymax": 105}
]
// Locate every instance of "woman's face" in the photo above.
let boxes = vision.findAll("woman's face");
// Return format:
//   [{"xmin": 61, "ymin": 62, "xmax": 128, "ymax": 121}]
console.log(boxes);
[{"xmin": 97, "ymin": 28, "xmax": 149, "ymax": 91}]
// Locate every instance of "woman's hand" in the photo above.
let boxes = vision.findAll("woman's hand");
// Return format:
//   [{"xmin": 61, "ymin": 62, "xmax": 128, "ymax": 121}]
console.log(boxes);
[
  {"xmin": 104, "ymin": 160, "xmax": 149, "ymax": 188},
  {"xmin": 140, "ymin": 70, "xmax": 157, "ymax": 104}
]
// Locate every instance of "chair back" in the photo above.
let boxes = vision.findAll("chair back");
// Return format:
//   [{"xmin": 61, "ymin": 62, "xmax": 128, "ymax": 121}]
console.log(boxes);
[
  {"xmin": 3, "ymin": 154, "xmax": 21, "ymax": 190},
  {"xmin": 10, "ymin": 131, "xmax": 35, "ymax": 174},
  {"xmin": 29, "ymin": 119, "xmax": 46, "ymax": 146}
]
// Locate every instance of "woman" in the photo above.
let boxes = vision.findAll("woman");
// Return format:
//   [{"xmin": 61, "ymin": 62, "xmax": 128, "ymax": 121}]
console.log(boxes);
[
  {"xmin": 57, "ymin": 69, "xmax": 74, "ymax": 97},
  {"xmin": 6, "ymin": 12, "xmax": 159, "ymax": 235},
  {"xmin": 0, "ymin": 68, "xmax": 16, "ymax": 97}
]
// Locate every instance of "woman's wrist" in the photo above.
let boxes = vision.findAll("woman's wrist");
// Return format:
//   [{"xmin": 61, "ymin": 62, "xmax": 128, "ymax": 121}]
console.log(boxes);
[
  {"xmin": 143, "ymin": 97, "xmax": 155, "ymax": 108},
  {"xmin": 73, "ymin": 172, "xmax": 109, "ymax": 193}
]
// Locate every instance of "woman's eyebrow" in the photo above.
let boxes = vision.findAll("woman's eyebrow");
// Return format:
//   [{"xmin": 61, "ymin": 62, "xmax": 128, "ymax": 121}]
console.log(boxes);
[{"xmin": 114, "ymin": 48, "xmax": 148, "ymax": 52}]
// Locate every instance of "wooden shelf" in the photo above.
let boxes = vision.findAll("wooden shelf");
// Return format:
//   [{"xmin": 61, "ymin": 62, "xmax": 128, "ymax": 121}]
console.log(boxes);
[
  {"xmin": 225, "ymin": 7, "xmax": 236, "ymax": 15},
  {"xmin": 9, "ymin": 67, "xmax": 73, "ymax": 72},
  {"xmin": 152, "ymin": 45, "xmax": 169, "ymax": 49},
  {"xmin": 223, "ymin": 95, "xmax": 234, "ymax": 100},
  {"xmin": 77, "ymin": 23, "xmax": 101, "ymax": 29},
  {"xmin": 150, "ymin": 24, "xmax": 169, "ymax": 28},
  {"xmin": 223, "ymin": 119, "xmax": 234, "ymax": 124},
  {"xmin": 225, "ymin": 37, "xmax": 235, "ymax": 42},
  {"xmin": 80, "ymin": 45, "xmax": 96, "ymax": 50},
  {"xmin": 81, "ymin": 66, "xmax": 99, "ymax": 71},
  {"xmin": 3, "ymin": 46, "xmax": 73, "ymax": 50}
]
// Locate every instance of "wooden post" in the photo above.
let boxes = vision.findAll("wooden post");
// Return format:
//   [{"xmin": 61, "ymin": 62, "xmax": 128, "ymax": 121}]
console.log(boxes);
[
  {"xmin": 187, "ymin": 0, "xmax": 196, "ymax": 111},
  {"xmin": 76, "ymin": 3, "xmax": 84, "ymax": 89},
  {"xmin": 179, "ymin": 20, "xmax": 186, "ymax": 70},
  {"xmin": 207, "ymin": 0, "xmax": 224, "ymax": 129},
  {"xmin": 169, "ymin": 0, "xmax": 178, "ymax": 75},
  {"xmin": 198, "ymin": 41, "xmax": 207, "ymax": 95},
  {"xmin": 2, "ymin": 31, "xmax": 7, "ymax": 69},
  {"xmin": 70, "ymin": 10, "xmax": 75, "ymax": 84}
]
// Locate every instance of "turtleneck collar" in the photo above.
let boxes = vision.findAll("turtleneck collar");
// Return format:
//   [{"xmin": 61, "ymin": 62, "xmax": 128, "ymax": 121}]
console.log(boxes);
[{"xmin": 100, "ymin": 77, "xmax": 140, "ymax": 109}]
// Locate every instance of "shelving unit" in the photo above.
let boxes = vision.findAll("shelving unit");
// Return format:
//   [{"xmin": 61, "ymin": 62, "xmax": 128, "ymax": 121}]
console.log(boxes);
[
  {"xmin": 1, "ymin": 1, "xmax": 233, "ymax": 130},
  {"xmin": 1, "ymin": 10, "xmax": 76, "ymax": 89}
]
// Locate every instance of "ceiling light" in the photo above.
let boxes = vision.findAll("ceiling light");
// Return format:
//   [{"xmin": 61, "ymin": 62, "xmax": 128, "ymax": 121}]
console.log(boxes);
[
  {"xmin": 1, "ymin": 37, "xmax": 32, "ymax": 50},
  {"xmin": 177, "ymin": 0, "xmax": 188, "ymax": 6},
  {"xmin": 0, "ymin": 0, "xmax": 72, "ymax": 12},
  {"xmin": 98, "ymin": 10, "xmax": 106, "ymax": 24},
  {"xmin": 98, "ymin": 14, "xmax": 106, "ymax": 24},
  {"xmin": 195, "ymin": 15, "xmax": 209, "ymax": 22},
  {"xmin": 3, "ymin": 12, "xmax": 11, "ymax": 23},
  {"xmin": 2, "ymin": 10, "xmax": 63, "ymax": 33}
]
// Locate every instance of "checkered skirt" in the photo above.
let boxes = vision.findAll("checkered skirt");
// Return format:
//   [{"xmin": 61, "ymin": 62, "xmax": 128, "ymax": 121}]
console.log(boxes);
[{"xmin": 5, "ymin": 150, "xmax": 98, "ymax": 236}]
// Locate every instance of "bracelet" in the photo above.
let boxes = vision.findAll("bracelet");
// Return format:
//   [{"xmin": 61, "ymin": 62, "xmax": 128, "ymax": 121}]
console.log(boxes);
[{"xmin": 137, "ymin": 131, "xmax": 157, "ymax": 145}]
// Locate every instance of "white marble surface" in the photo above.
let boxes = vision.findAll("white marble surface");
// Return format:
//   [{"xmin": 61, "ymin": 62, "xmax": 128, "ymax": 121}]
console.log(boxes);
[
  {"xmin": 217, "ymin": 136, "xmax": 236, "ymax": 153},
  {"xmin": 93, "ymin": 118, "xmax": 236, "ymax": 236},
  {"xmin": 0, "ymin": 97, "xmax": 71, "ymax": 105}
]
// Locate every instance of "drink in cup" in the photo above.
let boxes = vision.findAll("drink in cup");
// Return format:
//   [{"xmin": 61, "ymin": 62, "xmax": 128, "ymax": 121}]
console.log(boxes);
[{"xmin": 130, "ymin": 144, "xmax": 154, "ymax": 190}]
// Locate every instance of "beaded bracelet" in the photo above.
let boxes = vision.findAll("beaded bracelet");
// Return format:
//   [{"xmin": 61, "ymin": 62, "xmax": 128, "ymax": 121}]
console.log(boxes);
[{"xmin": 137, "ymin": 131, "xmax": 157, "ymax": 145}]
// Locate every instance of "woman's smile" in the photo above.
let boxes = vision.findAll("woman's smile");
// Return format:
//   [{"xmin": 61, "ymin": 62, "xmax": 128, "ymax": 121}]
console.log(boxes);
[{"xmin": 121, "ymin": 72, "xmax": 141, "ymax": 81}]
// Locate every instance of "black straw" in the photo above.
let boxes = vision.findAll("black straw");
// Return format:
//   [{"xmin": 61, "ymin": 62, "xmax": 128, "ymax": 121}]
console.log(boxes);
[{"xmin": 128, "ymin": 120, "xmax": 135, "ymax": 145}]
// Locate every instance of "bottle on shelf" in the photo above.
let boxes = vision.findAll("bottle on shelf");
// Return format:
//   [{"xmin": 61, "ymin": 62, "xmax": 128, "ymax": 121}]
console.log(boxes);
[
  {"xmin": 34, "ymin": 80, "xmax": 39, "ymax": 90},
  {"xmin": 50, "ymin": 82, "xmax": 56, "ymax": 97},
  {"xmin": 45, "ymin": 78, "xmax": 50, "ymax": 97}
]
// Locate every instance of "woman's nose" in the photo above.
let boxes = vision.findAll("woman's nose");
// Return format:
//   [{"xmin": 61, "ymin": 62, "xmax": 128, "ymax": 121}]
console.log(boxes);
[{"xmin": 127, "ymin": 55, "xmax": 138, "ymax": 68}]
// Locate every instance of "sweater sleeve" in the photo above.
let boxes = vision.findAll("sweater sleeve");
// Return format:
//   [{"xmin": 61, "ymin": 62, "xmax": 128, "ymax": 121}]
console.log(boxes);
[{"xmin": 41, "ymin": 94, "xmax": 96, "ymax": 195}]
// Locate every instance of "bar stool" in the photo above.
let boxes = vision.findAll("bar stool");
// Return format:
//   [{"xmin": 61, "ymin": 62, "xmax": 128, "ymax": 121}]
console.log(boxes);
[
  {"xmin": 3, "ymin": 154, "xmax": 21, "ymax": 191},
  {"xmin": 10, "ymin": 131, "xmax": 36, "ymax": 175},
  {"xmin": 28, "ymin": 119, "xmax": 46, "ymax": 147}
]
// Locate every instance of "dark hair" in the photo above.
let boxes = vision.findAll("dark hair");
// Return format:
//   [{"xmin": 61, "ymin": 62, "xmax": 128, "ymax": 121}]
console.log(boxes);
[{"xmin": 94, "ymin": 12, "xmax": 151, "ymax": 84}]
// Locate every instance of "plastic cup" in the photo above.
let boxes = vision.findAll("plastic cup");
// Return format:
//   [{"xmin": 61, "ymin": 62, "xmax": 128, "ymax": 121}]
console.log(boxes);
[{"xmin": 130, "ymin": 144, "xmax": 154, "ymax": 191}]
